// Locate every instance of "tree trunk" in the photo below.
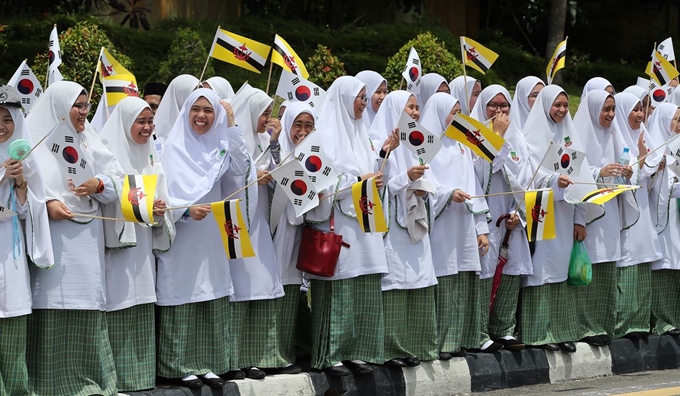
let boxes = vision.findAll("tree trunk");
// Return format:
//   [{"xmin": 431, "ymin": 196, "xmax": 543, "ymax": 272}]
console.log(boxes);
[{"xmin": 544, "ymin": 0, "xmax": 568, "ymax": 84}]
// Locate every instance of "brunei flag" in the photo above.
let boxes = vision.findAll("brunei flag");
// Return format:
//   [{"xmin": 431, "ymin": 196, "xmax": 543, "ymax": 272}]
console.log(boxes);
[
  {"xmin": 211, "ymin": 199, "xmax": 255, "ymax": 259},
  {"xmin": 271, "ymin": 34, "xmax": 309, "ymax": 79},
  {"xmin": 546, "ymin": 38, "xmax": 567, "ymax": 84},
  {"xmin": 351, "ymin": 177, "xmax": 387, "ymax": 233},
  {"xmin": 99, "ymin": 47, "xmax": 131, "ymax": 79},
  {"xmin": 646, "ymin": 51, "xmax": 679, "ymax": 86},
  {"xmin": 121, "ymin": 174, "xmax": 157, "ymax": 225},
  {"xmin": 209, "ymin": 28, "xmax": 271, "ymax": 74},
  {"xmin": 103, "ymin": 73, "xmax": 139, "ymax": 107},
  {"xmin": 446, "ymin": 113, "xmax": 505, "ymax": 163},
  {"xmin": 460, "ymin": 37, "xmax": 499, "ymax": 74},
  {"xmin": 581, "ymin": 185, "xmax": 639, "ymax": 206},
  {"xmin": 525, "ymin": 189, "xmax": 556, "ymax": 242}
]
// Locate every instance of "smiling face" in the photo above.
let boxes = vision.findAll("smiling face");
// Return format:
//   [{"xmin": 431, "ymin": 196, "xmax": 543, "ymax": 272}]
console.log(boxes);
[
  {"xmin": 289, "ymin": 112, "xmax": 315, "ymax": 145},
  {"xmin": 354, "ymin": 87, "xmax": 367, "ymax": 119},
  {"xmin": 70, "ymin": 93, "xmax": 89, "ymax": 132},
  {"xmin": 0, "ymin": 107, "xmax": 15, "ymax": 144},
  {"xmin": 189, "ymin": 97, "xmax": 215, "ymax": 135},
  {"xmin": 371, "ymin": 82, "xmax": 388, "ymax": 113},
  {"xmin": 404, "ymin": 95, "xmax": 420, "ymax": 121},
  {"xmin": 599, "ymin": 96, "xmax": 616, "ymax": 128},
  {"xmin": 485, "ymin": 93, "xmax": 510, "ymax": 119},
  {"xmin": 628, "ymin": 102, "xmax": 643, "ymax": 130},
  {"xmin": 130, "ymin": 108, "xmax": 154, "ymax": 145},
  {"xmin": 550, "ymin": 93, "xmax": 569, "ymax": 123},
  {"xmin": 257, "ymin": 104, "xmax": 273, "ymax": 133}
]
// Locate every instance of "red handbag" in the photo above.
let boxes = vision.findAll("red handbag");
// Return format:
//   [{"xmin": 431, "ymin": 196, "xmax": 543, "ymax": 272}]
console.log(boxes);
[{"xmin": 296, "ymin": 210, "xmax": 349, "ymax": 277}]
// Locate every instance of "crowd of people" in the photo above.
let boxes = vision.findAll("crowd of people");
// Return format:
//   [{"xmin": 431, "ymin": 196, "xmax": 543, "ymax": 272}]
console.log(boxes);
[{"xmin": 1, "ymin": 66, "xmax": 680, "ymax": 396}]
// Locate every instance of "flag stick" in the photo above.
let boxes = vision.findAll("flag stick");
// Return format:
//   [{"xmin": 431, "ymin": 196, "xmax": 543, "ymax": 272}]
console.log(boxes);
[
  {"xmin": 628, "ymin": 131, "xmax": 680, "ymax": 169},
  {"xmin": 514, "ymin": 142, "xmax": 554, "ymax": 212},
  {"xmin": 483, "ymin": 113, "xmax": 499, "ymax": 126},
  {"xmin": 645, "ymin": 42, "xmax": 657, "ymax": 122},
  {"xmin": 2, "ymin": 119, "xmax": 64, "ymax": 173},
  {"xmin": 265, "ymin": 62, "xmax": 274, "ymax": 95},
  {"xmin": 197, "ymin": 26, "xmax": 219, "ymax": 85},
  {"xmin": 88, "ymin": 53, "xmax": 101, "ymax": 103},
  {"xmin": 379, "ymin": 142, "xmax": 393, "ymax": 174},
  {"xmin": 571, "ymin": 181, "xmax": 641, "ymax": 189},
  {"xmin": 321, "ymin": 185, "xmax": 353, "ymax": 200},
  {"xmin": 469, "ymin": 189, "xmax": 534, "ymax": 199},
  {"xmin": 71, "ymin": 213, "xmax": 131, "ymax": 222},
  {"xmin": 459, "ymin": 37, "xmax": 470, "ymax": 115},
  {"xmin": 399, "ymin": 77, "xmax": 405, "ymax": 91},
  {"xmin": 45, "ymin": 24, "xmax": 56, "ymax": 88}
]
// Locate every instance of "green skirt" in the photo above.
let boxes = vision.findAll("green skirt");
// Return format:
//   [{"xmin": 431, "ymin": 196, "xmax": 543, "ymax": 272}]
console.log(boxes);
[
  {"xmin": 480, "ymin": 274, "xmax": 521, "ymax": 340},
  {"xmin": 230, "ymin": 297, "xmax": 288, "ymax": 369},
  {"xmin": 156, "ymin": 297, "xmax": 230, "ymax": 378},
  {"xmin": 614, "ymin": 263, "xmax": 652, "ymax": 338},
  {"xmin": 435, "ymin": 272, "xmax": 483, "ymax": 352},
  {"xmin": 0, "ymin": 315, "xmax": 29, "ymax": 396},
  {"xmin": 27, "ymin": 309, "xmax": 117, "ymax": 396},
  {"xmin": 651, "ymin": 269, "xmax": 680, "ymax": 334},
  {"xmin": 107, "ymin": 304, "xmax": 155, "ymax": 392},
  {"xmin": 573, "ymin": 262, "xmax": 617, "ymax": 338},
  {"xmin": 278, "ymin": 284, "xmax": 302, "ymax": 364},
  {"xmin": 310, "ymin": 274, "xmax": 385, "ymax": 369},
  {"xmin": 383, "ymin": 287, "xmax": 438, "ymax": 361},
  {"xmin": 518, "ymin": 281, "xmax": 581, "ymax": 345}
]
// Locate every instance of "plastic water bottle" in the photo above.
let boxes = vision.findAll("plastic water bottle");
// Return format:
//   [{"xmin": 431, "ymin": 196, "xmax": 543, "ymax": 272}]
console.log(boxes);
[{"xmin": 614, "ymin": 147, "xmax": 630, "ymax": 184}]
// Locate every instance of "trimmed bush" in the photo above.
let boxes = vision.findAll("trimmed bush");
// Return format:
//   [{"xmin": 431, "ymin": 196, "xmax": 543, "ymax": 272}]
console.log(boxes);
[{"xmin": 306, "ymin": 44, "xmax": 346, "ymax": 90}]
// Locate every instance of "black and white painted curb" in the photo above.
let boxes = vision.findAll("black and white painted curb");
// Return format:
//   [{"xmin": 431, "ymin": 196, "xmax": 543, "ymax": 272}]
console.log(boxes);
[{"xmin": 124, "ymin": 334, "xmax": 680, "ymax": 396}]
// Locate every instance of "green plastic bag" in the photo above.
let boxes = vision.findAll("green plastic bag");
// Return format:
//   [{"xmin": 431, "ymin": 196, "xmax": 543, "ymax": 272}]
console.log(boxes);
[{"xmin": 568, "ymin": 241, "xmax": 592, "ymax": 286}]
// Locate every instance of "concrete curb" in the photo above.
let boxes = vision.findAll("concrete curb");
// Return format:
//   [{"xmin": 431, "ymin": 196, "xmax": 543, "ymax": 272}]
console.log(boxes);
[{"xmin": 124, "ymin": 334, "xmax": 680, "ymax": 396}]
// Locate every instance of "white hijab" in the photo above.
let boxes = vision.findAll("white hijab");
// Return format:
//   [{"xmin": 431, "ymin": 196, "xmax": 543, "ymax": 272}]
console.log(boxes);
[
  {"xmin": 99, "ymin": 96, "xmax": 175, "ymax": 250},
  {"xmin": 231, "ymin": 84, "xmax": 273, "ymax": 166},
  {"xmin": 623, "ymin": 85, "xmax": 649, "ymax": 103},
  {"xmin": 356, "ymin": 70, "xmax": 387, "ymax": 127},
  {"xmin": 1, "ymin": 104, "xmax": 54, "ymax": 268},
  {"xmin": 204, "ymin": 76, "xmax": 235, "ymax": 100},
  {"xmin": 154, "ymin": 74, "xmax": 199, "ymax": 143},
  {"xmin": 581, "ymin": 77, "xmax": 613, "ymax": 102},
  {"xmin": 511, "ymin": 76, "xmax": 545, "ymax": 130},
  {"xmin": 26, "ymin": 81, "xmax": 124, "ymax": 217},
  {"xmin": 573, "ymin": 90, "xmax": 618, "ymax": 168},
  {"xmin": 613, "ymin": 92, "xmax": 645, "ymax": 158},
  {"xmin": 449, "ymin": 76, "xmax": 479, "ymax": 115},
  {"xmin": 469, "ymin": 84, "xmax": 512, "ymax": 123},
  {"xmin": 418, "ymin": 73, "xmax": 448, "ymax": 108},
  {"xmin": 670, "ymin": 87, "xmax": 680, "ymax": 106},
  {"xmin": 160, "ymin": 88, "xmax": 231, "ymax": 221}
]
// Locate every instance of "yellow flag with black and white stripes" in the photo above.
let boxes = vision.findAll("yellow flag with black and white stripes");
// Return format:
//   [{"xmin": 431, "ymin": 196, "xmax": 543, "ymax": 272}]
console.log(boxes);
[
  {"xmin": 121, "ymin": 174, "xmax": 157, "ymax": 225},
  {"xmin": 209, "ymin": 28, "xmax": 271, "ymax": 74},
  {"xmin": 581, "ymin": 185, "xmax": 639, "ymax": 206},
  {"xmin": 271, "ymin": 34, "xmax": 309, "ymax": 79},
  {"xmin": 546, "ymin": 38, "xmax": 567, "ymax": 84},
  {"xmin": 99, "ymin": 47, "xmax": 131, "ymax": 79},
  {"xmin": 211, "ymin": 199, "xmax": 255, "ymax": 259},
  {"xmin": 103, "ymin": 73, "xmax": 139, "ymax": 107},
  {"xmin": 460, "ymin": 37, "xmax": 499, "ymax": 74},
  {"xmin": 351, "ymin": 177, "xmax": 387, "ymax": 233},
  {"xmin": 525, "ymin": 189, "xmax": 556, "ymax": 242}
]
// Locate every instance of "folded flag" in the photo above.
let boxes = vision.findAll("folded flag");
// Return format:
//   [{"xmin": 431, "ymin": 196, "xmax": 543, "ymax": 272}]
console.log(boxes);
[
  {"xmin": 48, "ymin": 25, "xmax": 63, "ymax": 86},
  {"xmin": 293, "ymin": 132, "xmax": 338, "ymax": 191},
  {"xmin": 646, "ymin": 50, "xmax": 679, "ymax": 86},
  {"xmin": 43, "ymin": 120, "xmax": 95, "ymax": 187},
  {"xmin": 352, "ymin": 177, "xmax": 387, "ymax": 233},
  {"xmin": 525, "ymin": 189, "xmax": 556, "ymax": 242},
  {"xmin": 99, "ymin": 47, "xmax": 131, "ymax": 78},
  {"xmin": 275, "ymin": 69, "xmax": 327, "ymax": 109},
  {"xmin": 211, "ymin": 199, "xmax": 255, "ymax": 259},
  {"xmin": 543, "ymin": 144, "xmax": 584, "ymax": 176},
  {"xmin": 460, "ymin": 36, "xmax": 499, "ymax": 75},
  {"xmin": 209, "ymin": 28, "xmax": 271, "ymax": 73},
  {"xmin": 581, "ymin": 185, "xmax": 639, "ymax": 205},
  {"xmin": 546, "ymin": 38, "xmax": 567, "ymax": 84},
  {"xmin": 401, "ymin": 47, "xmax": 422, "ymax": 93},
  {"xmin": 446, "ymin": 113, "xmax": 505, "ymax": 162},
  {"xmin": 7, "ymin": 60, "xmax": 44, "ymax": 112},
  {"xmin": 271, "ymin": 34, "xmax": 309, "ymax": 79},
  {"xmin": 270, "ymin": 159, "xmax": 319, "ymax": 216},
  {"xmin": 658, "ymin": 37, "xmax": 676, "ymax": 62},
  {"xmin": 396, "ymin": 111, "xmax": 442, "ymax": 163},
  {"xmin": 121, "ymin": 174, "xmax": 157, "ymax": 225},
  {"xmin": 103, "ymin": 73, "xmax": 139, "ymax": 107}
]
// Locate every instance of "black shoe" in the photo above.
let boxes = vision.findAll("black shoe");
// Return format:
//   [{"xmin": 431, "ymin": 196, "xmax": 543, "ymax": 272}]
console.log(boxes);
[
  {"xmin": 439, "ymin": 352, "xmax": 452, "ymax": 360},
  {"xmin": 580, "ymin": 336, "xmax": 604, "ymax": 346},
  {"xmin": 623, "ymin": 332, "xmax": 642, "ymax": 340},
  {"xmin": 221, "ymin": 369, "xmax": 246, "ymax": 380},
  {"xmin": 558, "ymin": 342, "xmax": 576, "ymax": 353},
  {"xmin": 385, "ymin": 358, "xmax": 406, "ymax": 367},
  {"xmin": 243, "ymin": 367, "xmax": 266, "ymax": 379},
  {"xmin": 342, "ymin": 360, "xmax": 374, "ymax": 375},
  {"xmin": 639, "ymin": 331, "xmax": 650, "ymax": 339},
  {"xmin": 200, "ymin": 376, "xmax": 225, "ymax": 388},
  {"xmin": 178, "ymin": 378, "xmax": 203, "ymax": 389},
  {"xmin": 450, "ymin": 348, "xmax": 467, "ymax": 357},
  {"xmin": 600, "ymin": 335, "xmax": 612, "ymax": 345},
  {"xmin": 324, "ymin": 365, "xmax": 351, "ymax": 377},
  {"xmin": 276, "ymin": 364, "xmax": 302, "ymax": 374},
  {"xmin": 403, "ymin": 358, "xmax": 421, "ymax": 367},
  {"xmin": 666, "ymin": 328, "xmax": 680, "ymax": 336},
  {"xmin": 497, "ymin": 338, "xmax": 525, "ymax": 351},
  {"xmin": 480, "ymin": 341, "xmax": 504, "ymax": 353},
  {"xmin": 541, "ymin": 343, "xmax": 560, "ymax": 351}
]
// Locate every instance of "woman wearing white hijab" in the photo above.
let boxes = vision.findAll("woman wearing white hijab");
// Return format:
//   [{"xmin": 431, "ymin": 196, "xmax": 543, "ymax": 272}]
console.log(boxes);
[
  {"xmin": 307, "ymin": 76, "xmax": 398, "ymax": 377},
  {"xmin": 469, "ymin": 84, "xmax": 534, "ymax": 351},
  {"xmin": 624, "ymin": 85, "xmax": 654, "ymax": 121},
  {"xmin": 99, "ymin": 96, "xmax": 175, "ymax": 391},
  {"xmin": 449, "ymin": 75, "xmax": 481, "ymax": 115},
  {"xmin": 227, "ymin": 85, "xmax": 287, "ymax": 379},
  {"xmin": 580, "ymin": 77, "xmax": 614, "ymax": 102},
  {"xmin": 203, "ymin": 76, "xmax": 235, "ymax": 100},
  {"xmin": 418, "ymin": 73, "xmax": 450, "ymax": 107},
  {"xmin": 573, "ymin": 90, "xmax": 640, "ymax": 346},
  {"xmin": 420, "ymin": 92, "xmax": 491, "ymax": 357},
  {"xmin": 156, "ymin": 88, "xmax": 247, "ymax": 388},
  {"xmin": 154, "ymin": 74, "xmax": 200, "ymax": 147},
  {"xmin": 25, "ymin": 80, "xmax": 123, "ymax": 396},
  {"xmin": 368, "ymin": 90, "xmax": 438, "ymax": 367},
  {"xmin": 0, "ymin": 86, "xmax": 54, "ymax": 396},
  {"xmin": 519, "ymin": 85, "xmax": 591, "ymax": 352},
  {"xmin": 612, "ymin": 92, "xmax": 662, "ymax": 340},
  {"xmin": 356, "ymin": 70, "xmax": 388, "ymax": 127},
  {"xmin": 645, "ymin": 103, "xmax": 680, "ymax": 336}
]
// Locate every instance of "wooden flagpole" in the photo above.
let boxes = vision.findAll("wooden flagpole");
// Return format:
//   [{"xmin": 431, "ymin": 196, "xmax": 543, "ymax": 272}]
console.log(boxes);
[
  {"xmin": 197, "ymin": 26, "xmax": 219, "ymax": 85},
  {"xmin": 513, "ymin": 142, "xmax": 554, "ymax": 212},
  {"xmin": 265, "ymin": 61, "xmax": 274, "ymax": 95},
  {"xmin": 629, "ymin": 131, "xmax": 680, "ymax": 169},
  {"xmin": 645, "ymin": 42, "xmax": 657, "ymax": 122},
  {"xmin": 459, "ymin": 36, "xmax": 470, "ymax": 115},
  {"xmin": 88, "ymin": 48, "xmax": 103, "ymax": 103}
]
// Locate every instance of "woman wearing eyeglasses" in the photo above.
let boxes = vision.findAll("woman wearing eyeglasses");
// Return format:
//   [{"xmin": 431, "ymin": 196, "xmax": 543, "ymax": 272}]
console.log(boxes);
[{"xmin": 25, "ymin": 81, "xmax": 125, "ymax": 396}]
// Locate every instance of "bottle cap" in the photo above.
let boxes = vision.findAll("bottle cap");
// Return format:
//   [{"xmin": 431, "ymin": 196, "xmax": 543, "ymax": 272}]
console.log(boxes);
[{"xmin": 623, "ymin": 147, "xmax": 629, "ymax": 153}]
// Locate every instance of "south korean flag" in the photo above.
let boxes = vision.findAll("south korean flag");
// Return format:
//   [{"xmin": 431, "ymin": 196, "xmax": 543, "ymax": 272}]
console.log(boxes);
[
  {"xmin": 543, "ymin": 144, "xmax": 584, "ymax": 176},
  {"xmin": 271, "ymin": 159, "xmax": 319, "ymax": 217},
  {"xmin": 401, "ymin": 47, "xmax": 422, "ymax": 94},
  {"xmin": 43, "ymin": 121, "xmax": 95, "ymax": 187},
  {"xmin": 396, "ymin": 111, "xmax": 442, "ymax": 164},
  {"xmin": 293, "ymin": 132, "xmax": 338, "ymax": 191},
  {"xmin": 275, "ymin": 69, "xmax": 327, "ymax": 111}
]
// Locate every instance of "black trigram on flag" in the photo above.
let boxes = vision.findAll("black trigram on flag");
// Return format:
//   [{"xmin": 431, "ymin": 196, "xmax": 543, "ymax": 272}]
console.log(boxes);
[
  {"xmin": 293, "ymin": 198, "xmax": 302, "ymax": 206},
  {"xmin": 294, "ymin": 170, "xmax": 304, "ymax": 177},
  {"xmin": 416, "ymin": 148, "xmax": 426, "ymax": 155},
  {"xmin": 322, "ymin": 167, "xmax": 332, "ymax": 176},
  {"xmin": 22, "ymin": 98, "xmax": 30, "ymax": 104},
  {"xmin": 35, "ymin": 88, "xmax": 42, "ymax": 97},
  {"xmin": 408, "ymin": 121, "xmax": 416, "ymax": 129},
  {"xmin": 65, "ymin": 136, "xmax": 74, "ymax": 143},
  {"xmin": 68, "ymin": 167, "xmax": 76, "ymax": 174},
  {"xmin": 79, "ymin": 159, "xmax": 87, "ymax": 169},
  {"xmin": 400, "ymin": 132, "xmax": 407, "ymax": 140},
  {"xmin": 296, "ymin": 153, "xmax": 305, "ymax": 161},
  {"xmin": 311, "ymin": 145, "xmax": 320, "ymax": 152},
  {"xmin": 412, "ymin": 58, "xmax": 420, "ymax": 65},
  {"xmin": 21, "ymin": 70, "xmax": 29, "ymax": 76},
  {"xmin": 309, "ymin": 175, "xmax": 317, "ymax": 183},
  {"xmin": 309, "ymin": 102, "xmax": 315, "ymax": 107},
  {"xmin": 427, "ymin": 136, "xmax": 434, "ymax": 144},
  {"xmin": 313, "ymin": 88, "xmax": 319, "ymax": 95},
  {"xmin": 51, "ymin": 143, "xmax": 60, "ymax": 153},
  {"xmin": 280, "ymin": 177, "xmax": 290, "ymax": 186},
  {"xmin": 307, "ymin": 191, "xmax": 316, "ymax": 200},
  {"xmin": 291, "ymin": 77, "xmax": 301, "ymax": 85}
]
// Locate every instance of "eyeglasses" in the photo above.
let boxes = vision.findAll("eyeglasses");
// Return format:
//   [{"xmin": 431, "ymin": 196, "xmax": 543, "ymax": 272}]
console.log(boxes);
[
  {"xmin": 356, "ymin": 95, "xmax": 368, "ymax": 103},
  {"xmin": 72, "ymin": 103, "xmax": 92, "ymax": 113},
  {"xmin": 487, "ymin": 102, "xmax": 510, "ymax": 110}
]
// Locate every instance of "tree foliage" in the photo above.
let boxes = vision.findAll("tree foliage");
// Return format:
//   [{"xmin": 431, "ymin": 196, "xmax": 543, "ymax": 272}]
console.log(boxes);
[
  {"xmin": 155, "ymin": 27, "xmax": 213, "ymax": 84},
  {"xmin": 306, "ymin": 44, "xmax": 346, "ymax": 90}
]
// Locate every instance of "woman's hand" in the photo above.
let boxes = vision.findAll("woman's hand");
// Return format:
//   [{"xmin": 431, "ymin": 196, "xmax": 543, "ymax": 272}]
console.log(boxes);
[
  {"xmin": 220, "ymin": 101, "xmax": 236, "ymax": 127},
  {"xmin": 381, "ymin": 129, "xmax": 400, "ymax": 153},
  {"xmin": 46, "ymin": 200, "xmax": 74, "ymax": 220},
  {"xmin": 573, "ymin": 224, "xmax": 586, "ymax": 242},
  {"xmin": 620, "ymin": 166, "xmax": 633, "ymax": 180},
  {"xmin": 1, "ymin": 159, "xmax": 25, "ymax": 185},
  {"xmin": 506, "ymin": 212, "xmax": 520, "ymax": 230},
  {"xmin": 493, "ymin": 113, "xmax": 510, "ymax": 137},
  {"xmin": 637, "ymin": 130, "xmax": 648, "ymax": 160},
  {"xmin": 599, "ymin": 163, "xmax": 625, "ymax": 179},
  {"xmin": 478, "ymin": 234, "xmax": 489, "ymax": 257},
  {"xmin": 407, "ymin": 164, "xmax": 429, "ymax": 181},
  {"xmin": 257, "ymin": 170, "xmax": 272, "ymax": 185},
  {"xmin": 451, "ymin": 189, "xmax": 470, "ymax": 203},
  {"xmin": 189, "ymin": 205, "xmax": 211, "ymax": 221},
  {"xmin": 557, "ymin": 174, "xmax": 573, "ymax": 188},
  {"xmin": 69, "ymin": 177, "xmax": 100, "ymax": 197},
  {"xmin": 360, "ymin": 172, "xmax": 384, "ymax": 189},
  {"xmin": 267, "ymin": 118, "xmax": 282, "ymax": 140},
  {"xmin": 153, "ymin": 199, "xmax": 167, "ymax": 217}
]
